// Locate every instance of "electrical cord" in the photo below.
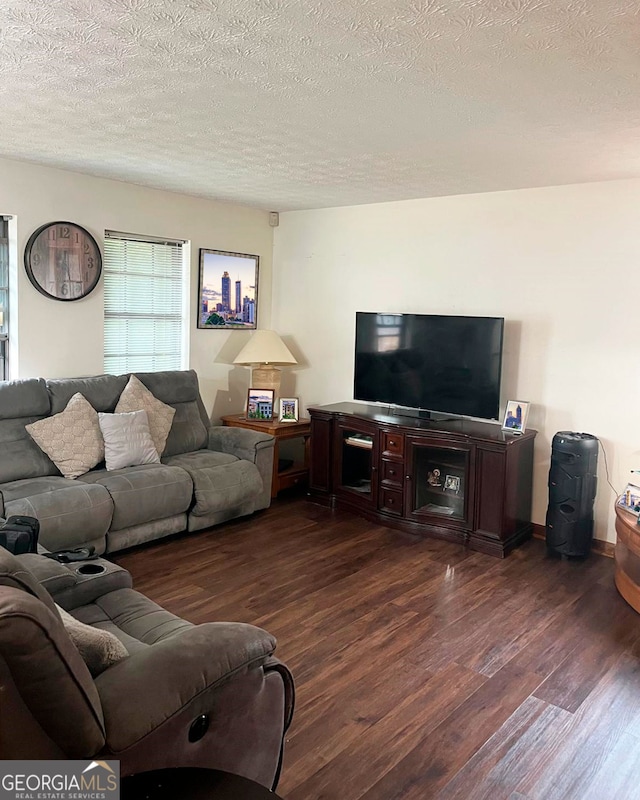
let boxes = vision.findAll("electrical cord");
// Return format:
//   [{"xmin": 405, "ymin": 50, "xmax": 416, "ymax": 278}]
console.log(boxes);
[{"xmin": 596, "ymin": 436, "xmax": 620, "ymax": 497}]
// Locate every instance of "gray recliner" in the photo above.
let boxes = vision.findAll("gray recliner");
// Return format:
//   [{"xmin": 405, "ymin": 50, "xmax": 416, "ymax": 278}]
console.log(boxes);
[{"xmin": 0, "ymin": 547, "xmax": 294, "ymax": 787}]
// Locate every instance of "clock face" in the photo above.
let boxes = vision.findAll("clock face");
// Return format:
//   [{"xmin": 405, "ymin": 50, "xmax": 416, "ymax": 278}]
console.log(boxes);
[{"xmin": 24, "ymin": 221, "xmax": 102, "ymax": 301}]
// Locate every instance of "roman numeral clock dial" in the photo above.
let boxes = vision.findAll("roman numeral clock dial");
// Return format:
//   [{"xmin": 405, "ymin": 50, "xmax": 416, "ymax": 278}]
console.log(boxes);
[{"xmin": 24, "ymin": 221, "xmax": 102, "ymax": 301}]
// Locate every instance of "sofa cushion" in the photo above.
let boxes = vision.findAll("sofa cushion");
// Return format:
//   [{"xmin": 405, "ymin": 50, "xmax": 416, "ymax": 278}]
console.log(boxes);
[
  {"xmin": 134, "ymin": 370, "xmax": 209, "ymax": 457},
  {"xmin": 72, "ymin": 588, "xmax": 194, "ymax": 655},
  {"xmin": 0, "ymin": 476, "xmax": 113, "ymax": 553},
  {"xmin": 115, "ymin": 375, "xmax": 176, "ymax": 457},
  {"xmin": 77, "ymin": 464, "xmax": 192, "ymax": 532},
  {"xmin": 56, "ymin": 603, "xmax": 129, "ymax": 676},
  {"xmin": 163, "ymin": 450, "xmax": 262, "ymax": 517},
  {"xmin": 0, "ymin": 378, "xmax": 58, "ymax": 484},
  {"xmin": 46, "ymin": 374, "xmax": 128, "ymax": 415},
  {"xmin": 99, "ymin": 410, "xmax": 160, "ymax": 471},
  {"xmin": 0, "ymin": 377, "xmax": 50, "ymax": 421},
  {"xmin": 25, "ymin": 393, "xmax": 105, "ymax": 479}
]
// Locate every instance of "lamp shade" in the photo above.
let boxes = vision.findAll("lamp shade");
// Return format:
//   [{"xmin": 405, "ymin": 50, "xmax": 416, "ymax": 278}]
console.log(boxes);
[{"xmin": 233, "ymin": 330, "xmax": 297, "ymax": 366}]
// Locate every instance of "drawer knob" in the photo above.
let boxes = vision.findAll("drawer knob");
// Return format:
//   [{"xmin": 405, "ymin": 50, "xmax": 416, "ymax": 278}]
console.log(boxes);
[
  {"xmin": 389, "ymin": 441, "xmax": 395, "ymax": 446},
  {"xmin": 388, "ymin": 498, "xmax": 394, "ymax": 504}
]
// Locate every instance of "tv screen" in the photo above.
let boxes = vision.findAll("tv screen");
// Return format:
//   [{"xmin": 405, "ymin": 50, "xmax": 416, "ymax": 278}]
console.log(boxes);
[{"xmin": 354, "ymin": 312, "xmax": 504, "ymax": 420}]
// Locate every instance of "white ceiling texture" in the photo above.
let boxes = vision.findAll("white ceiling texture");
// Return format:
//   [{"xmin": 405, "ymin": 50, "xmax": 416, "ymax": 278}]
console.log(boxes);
[{"xmin": 1, "ymin": 0, "xmax": 638, "ymax": 211}]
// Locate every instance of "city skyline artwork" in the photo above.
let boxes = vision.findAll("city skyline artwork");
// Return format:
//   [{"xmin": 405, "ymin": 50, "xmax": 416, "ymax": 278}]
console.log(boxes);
[{"xmin": 197, "ymin": 248, "xmax": 259, "ymax": 329}]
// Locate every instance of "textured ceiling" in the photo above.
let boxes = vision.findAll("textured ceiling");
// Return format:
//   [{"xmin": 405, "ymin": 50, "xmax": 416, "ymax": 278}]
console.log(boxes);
[{"xmin": 1, "ymin": 0, "xmax": 639, "ymax": 211}]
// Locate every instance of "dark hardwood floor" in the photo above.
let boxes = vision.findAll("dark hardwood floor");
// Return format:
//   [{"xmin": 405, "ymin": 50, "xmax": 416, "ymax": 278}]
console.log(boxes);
[{"xmin": 114, "ymin": 496, "xmax": 640, "ymax": 800}]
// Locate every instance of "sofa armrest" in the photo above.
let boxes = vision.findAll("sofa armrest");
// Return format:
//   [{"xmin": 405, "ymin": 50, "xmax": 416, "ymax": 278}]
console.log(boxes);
[
  {"xmin": 15, "ymin": 553, "xmax": 76, "ymax": 595},
  {"xmin": 15, "ymin": 554, "xmax": 133, "ymax": 610},
  {"xmin": 95, "ymin": 622, "xmax": 276, "ymax": 752},
  {"xmin": 208, "ymin": 426, "xmax": 274, "ymax": 463},
  {"xmin": 208, "ymin": 427, "xmax": 275, "ymax": 510},
  {"xmin": 264, "ymin": 657, "xmax": 295, "ymax": 732}
]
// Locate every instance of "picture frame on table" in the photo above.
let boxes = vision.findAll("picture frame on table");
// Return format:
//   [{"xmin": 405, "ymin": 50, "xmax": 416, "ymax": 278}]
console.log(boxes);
[
  {"xmin": 197, "ymin": 248, "xmax": 259, "ymax": 330},
  {"xmin": 246, "ymin": 388, "xmax": 274, "ymax": 421},
  {"xmin": 279, "ymin": 397, "xmax": 299, "ymax": 423},
  {"xmin": 502, "ymin": 400, "xmax": 530, "ymax": 434}
]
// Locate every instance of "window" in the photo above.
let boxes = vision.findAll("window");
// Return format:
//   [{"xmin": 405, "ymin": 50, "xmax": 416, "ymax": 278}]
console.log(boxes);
[
  {"xmin": 103, "ymin": 231, "xmax": 187, "ymax": 374},
  {"xmin": 0, "ymin": 216, "xmax": 10, "ymax": 380}
]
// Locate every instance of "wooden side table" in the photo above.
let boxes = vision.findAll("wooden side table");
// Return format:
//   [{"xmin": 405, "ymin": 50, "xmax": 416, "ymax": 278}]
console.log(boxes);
[
  {"xmin": 614, "ymin": 502, "xmax": 640, "ymax": 613},
  {"xmin": 221, "ymin": 414, "xmax": 311, "ymax": 499}
]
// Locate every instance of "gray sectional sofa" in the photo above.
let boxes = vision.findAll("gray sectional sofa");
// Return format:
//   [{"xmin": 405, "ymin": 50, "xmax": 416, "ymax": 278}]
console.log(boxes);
[
  {"xmin": 0, "ymin": 547, "xmax": 294, "ymax": 786},
  {"xmin": 0, "ymin": 370, "xmax": 274, "ymax": 554}
]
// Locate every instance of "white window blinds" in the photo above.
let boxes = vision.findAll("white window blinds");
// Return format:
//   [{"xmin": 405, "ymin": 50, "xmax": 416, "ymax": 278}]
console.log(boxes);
[{"xmin": 103, "ymin": 231, "xmax": 186, "ymax": 374}]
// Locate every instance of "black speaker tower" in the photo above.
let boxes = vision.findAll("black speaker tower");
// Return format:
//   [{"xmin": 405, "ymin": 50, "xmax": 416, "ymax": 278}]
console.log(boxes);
[{"xmin": 545, "ymin": 431, "xmax": 598, "ymax": 558}]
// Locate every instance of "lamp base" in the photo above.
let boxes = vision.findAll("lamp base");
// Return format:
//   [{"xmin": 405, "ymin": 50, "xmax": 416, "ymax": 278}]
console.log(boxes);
[{"xmin": 251, "ymin": 365, "xmax": 282, "ymax": 396}]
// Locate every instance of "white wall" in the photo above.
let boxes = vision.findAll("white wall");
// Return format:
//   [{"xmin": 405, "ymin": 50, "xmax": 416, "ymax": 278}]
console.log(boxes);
[
  {"xmin": 0, "ymin": 157, "xmax": 273, "ymax": 418},
  {"xmin": 272, "ymin": 178, "xmax": 640, "ymax": 543}
]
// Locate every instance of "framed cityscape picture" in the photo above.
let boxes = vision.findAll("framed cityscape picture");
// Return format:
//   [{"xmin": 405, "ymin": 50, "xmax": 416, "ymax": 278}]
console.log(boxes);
[
  {"xmin": 197, "ymin": 249, "xmax": 259, "ymax": 329},
  {"xmin": 246, "ymin": 388, "xmax": 274, "ymax": 421}
]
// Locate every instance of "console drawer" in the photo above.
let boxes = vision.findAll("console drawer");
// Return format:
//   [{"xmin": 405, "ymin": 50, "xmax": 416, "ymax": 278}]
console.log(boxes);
[
  {"xmin": 381, "ymin": 459, "xmax": 404, "ymax": 488},
  {"xmin": 380, "ymin": 488, "xmax": 403, "ymax": 516},
  {"xmin": 382, "ymin": 431, "xmax": 404, "ymax": 458}
]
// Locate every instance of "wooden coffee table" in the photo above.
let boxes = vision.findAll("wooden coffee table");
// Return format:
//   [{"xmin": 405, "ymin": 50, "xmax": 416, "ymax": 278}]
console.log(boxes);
[{"xmin": 122, "ymin": 768, "xmax": 283, "ymax": 799}]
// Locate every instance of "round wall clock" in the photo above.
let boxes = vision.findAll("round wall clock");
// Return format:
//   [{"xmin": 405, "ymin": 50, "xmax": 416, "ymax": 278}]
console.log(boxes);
[{"xmin": 24, "ymin": 221, "xmax": 102, "ymax": 301}]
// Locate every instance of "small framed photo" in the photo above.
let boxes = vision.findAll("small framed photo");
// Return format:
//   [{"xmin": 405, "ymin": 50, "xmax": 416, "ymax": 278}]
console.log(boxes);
[
  {"xmin": 502, "ymin": 400, "xmax": 530, "ymax": 434},
  {"xmin": 444, "ymin": 475, "xmax": 460, "ymax": 493},
  {"xmin": 278, "ymin": 397, "xmax": 299, "ymax": 423},
  {"xmin": 246, "ymin": 388, "xmax": 274, "ymax": 420}
]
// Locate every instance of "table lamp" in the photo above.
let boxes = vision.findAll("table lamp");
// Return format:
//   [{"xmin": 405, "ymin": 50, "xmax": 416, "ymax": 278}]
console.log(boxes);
[{"xmin": 233, "ymin": 330, "xmax": 297, "ymax": 397}]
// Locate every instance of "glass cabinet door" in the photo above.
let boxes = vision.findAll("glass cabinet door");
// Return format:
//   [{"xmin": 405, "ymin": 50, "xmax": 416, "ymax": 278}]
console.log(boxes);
[
  {"xmin": 335, "ymin": 423, "xmax": 378, "ymax": 508},
  {"xmin": 406, "ymin": 438, "xmax": 473, "ymax": 526}
]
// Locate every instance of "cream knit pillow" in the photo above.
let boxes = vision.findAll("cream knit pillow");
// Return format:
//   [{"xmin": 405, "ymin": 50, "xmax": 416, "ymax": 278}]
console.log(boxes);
[
  {"xmin": 56, "ymin": 603, "xmax": 128, "ymax": 676},
  {"xmin": 25, "ymin": 393, "xmax": 104, "ymax": 479},
  {"xmin": 115, "ymin": 375, "xmax": 175, "ymax": 457}
]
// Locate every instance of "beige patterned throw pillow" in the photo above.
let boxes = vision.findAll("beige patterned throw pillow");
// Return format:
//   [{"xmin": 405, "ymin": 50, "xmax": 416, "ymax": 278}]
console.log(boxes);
[
  {"xmin": 115, "ymin": 375, "xmax": 175, "ymax": 457},
  {"xmin": 25, "ymin": 392, "xmax": 104, "ymax": 479}
]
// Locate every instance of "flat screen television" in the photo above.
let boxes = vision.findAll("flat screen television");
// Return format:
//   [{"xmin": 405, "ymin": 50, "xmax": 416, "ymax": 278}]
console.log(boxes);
[{"xmin": 354, "ymin": 312, "xmax": 504, "ymax": 420}]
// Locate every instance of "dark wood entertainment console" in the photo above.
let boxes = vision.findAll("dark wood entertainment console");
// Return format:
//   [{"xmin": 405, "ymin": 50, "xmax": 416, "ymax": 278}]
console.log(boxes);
[{"xmin": 308, "ymin": 402, "xmax": 537, "ymax": 558}]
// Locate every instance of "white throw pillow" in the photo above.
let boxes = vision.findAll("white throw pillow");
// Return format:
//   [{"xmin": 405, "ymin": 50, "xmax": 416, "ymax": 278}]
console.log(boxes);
[
  {"xmin": 25, "ymin": 393, "xmax": 104, "ymax": 479},
  {"xmin": 115, "ymin": 375, "xmax": 176, "ymax": 457},
  {"xmin": 98, "ymin": 410, "xmax": 160, "ymax": 471}
]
